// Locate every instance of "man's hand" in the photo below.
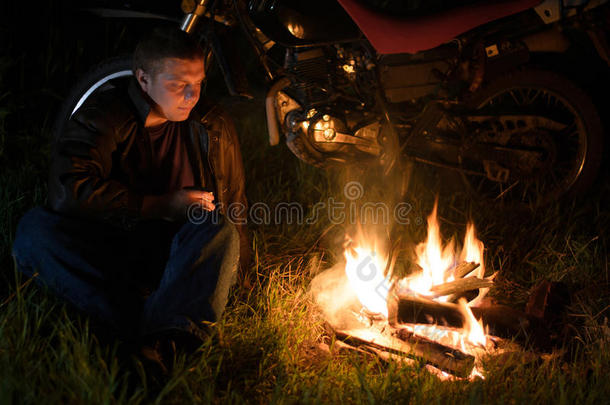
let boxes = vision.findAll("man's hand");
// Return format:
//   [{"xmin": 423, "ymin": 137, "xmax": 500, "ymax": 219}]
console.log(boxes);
[
  {"xmin": 142, "ymin": 189, "xmax": 215, "ymax": 222},
  {"xmin": 167, "ymin": 189, "xmax": 215, "ymax": 220}
]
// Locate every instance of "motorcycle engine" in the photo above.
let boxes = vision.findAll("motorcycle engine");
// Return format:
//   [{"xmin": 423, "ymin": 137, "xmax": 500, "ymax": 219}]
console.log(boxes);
[{"xmin": 276, "ymin": 45, "xmax": 382, "ymax": 167}]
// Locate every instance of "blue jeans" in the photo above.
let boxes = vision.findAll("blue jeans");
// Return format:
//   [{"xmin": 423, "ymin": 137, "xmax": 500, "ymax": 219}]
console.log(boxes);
[{"xmin": 11, "ymin": 206, "xmax": 239, "ymax": 340}]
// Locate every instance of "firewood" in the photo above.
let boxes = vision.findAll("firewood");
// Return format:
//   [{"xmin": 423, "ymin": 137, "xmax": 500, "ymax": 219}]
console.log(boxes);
[
  {"xmin": 470, "ymin": 304, "xmax": 533, "ymax": 340},
  {"xmin": 335, "ymin": 327, "xmax": 475, "ymax": 377},
  {"xmin": 429, "ymin": 277, "xmax": 494, "ymax": 298},
  {"xmin": 387, "ymin": 293, "xmax": 532, "ymax": 339},
  {"xmin": 388, "ymin": 294, "xmax": 464, "ymax": 327},
  {"xmin": 453, "ymin": 261, "xmax": 480, "ymax": 278},
  {"xmin": 445, "ymin": 291, "xmax": 475, "ymax": 303}
]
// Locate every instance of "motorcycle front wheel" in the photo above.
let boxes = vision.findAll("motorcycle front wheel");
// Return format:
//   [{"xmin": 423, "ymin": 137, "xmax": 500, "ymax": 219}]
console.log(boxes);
[
  {"xmin": 52, "ymin": 56, "xmax": 134, "ymax": 141},
  {"xmin": 459, "ymin": 69, "xmax": 603, "ymax": 207}
]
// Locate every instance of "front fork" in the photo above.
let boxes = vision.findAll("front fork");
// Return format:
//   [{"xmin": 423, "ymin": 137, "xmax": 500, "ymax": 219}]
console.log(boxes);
[{"xmin": 180, "ymin": 0, "xmax": 248, "ymax": 97}]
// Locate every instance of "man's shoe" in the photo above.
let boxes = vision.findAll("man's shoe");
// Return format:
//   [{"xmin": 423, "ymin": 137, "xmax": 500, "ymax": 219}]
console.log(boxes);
[
  {"xmin": 139, "ymin": 328, "xmax": 204, "ymax": 374},
  {"xmin": 163, "ymin": 328, "xmax": 204, "ymax": 356},
  {"xmin": 139, "ymin": 338, "xmax": 171, "ymax": 377}
]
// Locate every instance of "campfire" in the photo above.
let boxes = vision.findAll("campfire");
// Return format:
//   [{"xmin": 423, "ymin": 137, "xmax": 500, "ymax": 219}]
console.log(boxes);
[{"xmin": 311, "ymin": 201, "xmax": 531, "ymax": 379}]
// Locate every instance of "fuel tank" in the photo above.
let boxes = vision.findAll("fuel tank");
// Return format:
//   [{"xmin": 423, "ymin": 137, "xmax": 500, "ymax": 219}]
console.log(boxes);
[{"xmin": 248, "ymin": 0, "xmax": 361, "ymax": 47}]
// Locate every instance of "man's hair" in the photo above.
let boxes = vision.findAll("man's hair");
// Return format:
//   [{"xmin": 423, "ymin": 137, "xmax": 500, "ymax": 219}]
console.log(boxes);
[{"xmin": 132, "ymin": 26, "xmax": 205, "ymax": 76}]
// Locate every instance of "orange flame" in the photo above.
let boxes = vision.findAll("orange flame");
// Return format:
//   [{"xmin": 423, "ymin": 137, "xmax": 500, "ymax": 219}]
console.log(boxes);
[
  {"xmin": 343, "ymin": 201, "xmax": 488, "ymax": 314},
  {"xmin": 406, "ymin": 202, "xmax": 455, "ymax": 295},
  {"xmin": 461, "ymin": 224, "xmax": 485, "ymax": 279},
  {"xmin": 457, "ymin": 298, "xmax": 487, "ymax": 347},
  {"xmin": 341, "ymin": 200, "xmax": 491, "ymax": 379},
  {"xmin": 400, "ymin": 201, "xmax": 486, "ymax": 302}
]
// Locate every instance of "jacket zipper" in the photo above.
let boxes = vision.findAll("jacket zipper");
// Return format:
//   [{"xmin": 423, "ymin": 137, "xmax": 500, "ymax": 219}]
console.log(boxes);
[{"xmin": 201, "ymin": 113, "xmax": 218, "ymax": 190}]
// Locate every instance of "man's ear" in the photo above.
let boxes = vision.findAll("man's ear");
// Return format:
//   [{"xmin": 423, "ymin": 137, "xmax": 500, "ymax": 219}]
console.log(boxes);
[{"xmin": 135, "ymin": 68, "xmax": 150, "ymax": 93}]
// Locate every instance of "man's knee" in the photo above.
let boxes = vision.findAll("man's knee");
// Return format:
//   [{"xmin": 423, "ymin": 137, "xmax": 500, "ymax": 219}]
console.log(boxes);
[
  {"xmin": 211, "ymin": 217, "xmax": 240, "ymax": 263},
  {"xmin": 216, "ymin": 217, "xmax": 239, "ymax": 245},
  {"xmin": 183, "ymin": 216, "xmax": 239, "ymax": 271}
]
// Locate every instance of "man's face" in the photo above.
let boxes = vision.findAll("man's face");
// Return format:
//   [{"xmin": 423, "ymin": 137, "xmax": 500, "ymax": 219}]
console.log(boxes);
[{"xmin": 137, "ymin": 57, "xmax": 205, "ymax": 123}]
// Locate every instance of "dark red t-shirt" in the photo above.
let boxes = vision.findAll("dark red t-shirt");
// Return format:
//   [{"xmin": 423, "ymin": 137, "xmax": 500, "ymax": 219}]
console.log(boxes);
[{"xmin": 132, "ymin": 120, "xmax": 196, "ymax": 195}]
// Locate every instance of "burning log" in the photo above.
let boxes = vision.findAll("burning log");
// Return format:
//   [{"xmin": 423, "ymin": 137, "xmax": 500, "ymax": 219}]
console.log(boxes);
[
  {"xmin": 334, "ymin": 327, "xmax": 475, "ymax": 377},
  {"xmin": 388, "ymin": 294, "xmax": 464, "ymax": 327},
  {"xmin": 470, "ymin": 304, "xmax": 535, "ymax": 341},
  {"xmin": 452, "ymin": 261, "xmax": 480, "ymax": 279},
  {"xmin": 429, "ymin": 276, "xmax": 493, "ymax": 298},
  {"xmin": 387, "ymin": 293, "xmax": 532, "ymax": 339}
]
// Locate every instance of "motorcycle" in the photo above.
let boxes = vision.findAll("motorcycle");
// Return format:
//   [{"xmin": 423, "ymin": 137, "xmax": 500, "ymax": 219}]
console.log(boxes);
[{"xmin": 54, "ymin": 0, "xmax": 609, "ymax": 206}]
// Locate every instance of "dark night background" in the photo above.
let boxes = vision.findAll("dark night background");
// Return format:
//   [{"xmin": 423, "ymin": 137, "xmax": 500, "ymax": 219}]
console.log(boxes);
[{"xmin": 1, "ymin": 0, "xmax": 610, "ymax": 402}]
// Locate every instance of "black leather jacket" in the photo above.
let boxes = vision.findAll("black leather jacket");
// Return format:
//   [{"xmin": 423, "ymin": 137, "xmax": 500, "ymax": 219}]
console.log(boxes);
[{"xmin": 48, "ymin": 79, "xmax": 250, "ymax": 269}]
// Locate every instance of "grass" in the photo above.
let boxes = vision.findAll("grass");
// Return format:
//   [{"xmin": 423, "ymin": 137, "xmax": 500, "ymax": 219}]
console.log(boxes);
[
  {"xmin": 1, "ymin": 4, "xmax": 610, "ymax": 403},
  {"xmin": 2, "ymin": 92, "xmax": 609, "ymax": 403}
]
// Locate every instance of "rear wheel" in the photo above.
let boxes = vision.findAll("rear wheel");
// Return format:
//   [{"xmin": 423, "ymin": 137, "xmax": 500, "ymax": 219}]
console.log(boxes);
[
  {"xmin": 460, "ymin": 69, "xmax": 603, "ymax": 207},
  {"xmin": 52, "ymin": 56, "xmax": 134, "ymax": 140}
]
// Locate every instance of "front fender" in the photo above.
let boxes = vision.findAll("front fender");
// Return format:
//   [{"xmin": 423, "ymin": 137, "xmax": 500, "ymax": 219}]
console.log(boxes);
[{"xmin": 82, "ymin": 7, "xmax": 180, "ymax": 23}]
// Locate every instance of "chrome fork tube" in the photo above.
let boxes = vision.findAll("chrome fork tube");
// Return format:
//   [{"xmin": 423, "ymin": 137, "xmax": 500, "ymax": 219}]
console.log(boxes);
[{"xmin": 180, "ymin": 0, "xmax": 211, "ymax": 33}]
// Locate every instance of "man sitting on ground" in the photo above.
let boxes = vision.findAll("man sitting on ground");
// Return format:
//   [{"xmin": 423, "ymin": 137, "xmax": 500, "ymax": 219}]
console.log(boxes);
[{"xmin": 11, "ymin": 27, "xmax": 250, "ymax": 368}]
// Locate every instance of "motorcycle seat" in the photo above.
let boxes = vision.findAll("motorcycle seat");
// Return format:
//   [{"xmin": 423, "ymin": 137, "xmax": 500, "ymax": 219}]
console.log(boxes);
[{"xmin": 337, "ymin": 0, "xmax": 543, "ymax": 54}]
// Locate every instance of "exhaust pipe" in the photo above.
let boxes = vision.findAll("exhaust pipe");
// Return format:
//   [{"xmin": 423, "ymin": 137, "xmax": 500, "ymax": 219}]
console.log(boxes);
[{"xmin": 265, "ymin": 77, "xmax": 291, "ymax": 146}]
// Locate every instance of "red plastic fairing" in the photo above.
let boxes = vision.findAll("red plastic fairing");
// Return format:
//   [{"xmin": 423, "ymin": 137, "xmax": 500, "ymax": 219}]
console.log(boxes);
[{"xmin": 337, "ymin": 0, "xmax": 542, "ymax": 54}]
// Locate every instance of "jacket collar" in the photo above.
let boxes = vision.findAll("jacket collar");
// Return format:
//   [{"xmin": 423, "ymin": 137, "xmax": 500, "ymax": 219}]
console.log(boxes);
[{"xmin": 127, "ymin": 78, "xmax": 152, "ymax": 125}]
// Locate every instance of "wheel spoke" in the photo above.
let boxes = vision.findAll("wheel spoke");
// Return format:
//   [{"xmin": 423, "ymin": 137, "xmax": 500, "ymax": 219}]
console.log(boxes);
[
  {"xmin": 461, "ymin": 74, "xmax": 597, "ymax": 207},
  {"xmin": 508, "ymin": 90, "xmax": 521, "ymax": 106},
  {"xmin": 527, "ymin": 89, "xmax": 542, "ymax": 105}
]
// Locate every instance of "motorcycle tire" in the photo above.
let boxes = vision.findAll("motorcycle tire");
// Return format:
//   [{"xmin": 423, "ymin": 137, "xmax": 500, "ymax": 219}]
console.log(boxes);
[
  {"xmin": 460, "ymin": 68, "xmax": 604, "ymax": 207},
  {"xmin": 52, "ymin": 56, "xmax": 134, "ymax": 141}
]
